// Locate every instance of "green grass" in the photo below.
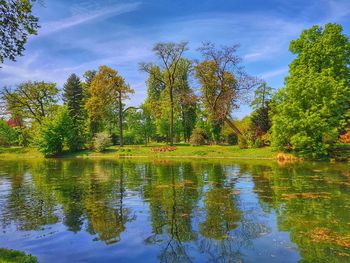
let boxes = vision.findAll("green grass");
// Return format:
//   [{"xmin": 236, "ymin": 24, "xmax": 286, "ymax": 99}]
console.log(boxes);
[
  {"xmin": 0, "ymin": 144, "xmax": 277, "ymax": 160},
  {"xmin": 0, "ymin": 248, "xmax": 38, "ymax": 263},
  {"xmin": 71, "ymin": 144, "xmax": 277, "ymax": 159}
]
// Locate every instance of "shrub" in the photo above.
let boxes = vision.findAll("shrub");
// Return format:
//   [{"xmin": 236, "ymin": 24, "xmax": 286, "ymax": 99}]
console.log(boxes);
[
  {"xmin": 254, "ymin": 138, "xmax": 264, "ymax": 148},
  {"xmin": 227, "ymin": 133, "xmax": 238, "ymax": 145},
  {"xmin": 261, "ymin": 132, "xmax": 271, "ymax": 146},
  {"xmin": 0, "ymin": 120, "xmax": 18, "ymax": 146},
  {"xmin": 93, "ymin": 132, "xmax": 112, "ymax": 152},
  {"xmin": 36, "ymin": 107, "xmax": 74, "ymax": 157},
  {"xmin": 190, "ymin": 128, "xmax": 206, "ymax": 146},
  {"xmin": 238, "ymin": 136, "xmax": 248, "ymax": 149},
  {"xmin": 340, "ymin": 129, "xmax": 350, "ymax": 144}
]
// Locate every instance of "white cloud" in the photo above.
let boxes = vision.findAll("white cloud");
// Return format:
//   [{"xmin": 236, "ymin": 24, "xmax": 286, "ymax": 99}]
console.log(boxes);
[{"xmin": 39, "ymin": 2, "xmax": 141, "ymax": 36}]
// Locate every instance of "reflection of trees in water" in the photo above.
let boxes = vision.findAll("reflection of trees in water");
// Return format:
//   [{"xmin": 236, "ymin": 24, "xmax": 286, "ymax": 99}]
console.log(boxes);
[
  {"xmin": 0, "ymin": 160, "xmax": 59, "ymax": 230},
  {"xmin": 250, "ymin": 162, "xmax": 350, "ymax": 262},
  {"xmin": 0, "ymin": 160, "xmax": 136, "ymax": 245},
  {"xmin": 2, "ymin": 159, "xmax": 349, "ymax": 262},
  {"xmin": 195, "ymin": 164, "xmax": 272, "ymax": 263},
  {"xmin": 144, "ymin": 163, "xmax": 199, "ymax": 263}
]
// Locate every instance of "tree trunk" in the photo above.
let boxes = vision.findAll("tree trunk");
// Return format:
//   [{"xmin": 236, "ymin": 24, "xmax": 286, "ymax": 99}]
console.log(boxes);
[
  {"xmin": 119, "ymin": 94, "xmax": 123, "ymax": 147},
  {"xmin": 169, "ymin": 87, "xmax": 174, "ymax": 146},
  {"xmin": 224, "ymin": 117, "xmax": 243, "ymax": 136}
]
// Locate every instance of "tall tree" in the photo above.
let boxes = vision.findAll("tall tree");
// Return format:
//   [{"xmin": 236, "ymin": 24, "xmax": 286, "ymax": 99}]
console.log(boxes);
[
  {"xmin": 272, "ymin": 23, "xmax": 350, "ymax": 158},
  {"xmin": 140, "ymin": 42, "xmax": 188, "ymax": 145},
  {"xmin": 250, "ymin": 82, "xmax": 273, "ymax": 134},
  {"xmin": 174, "ymin": 58, "xmax": 197, "ymax": 142},
  {"xmin": 1, "ymin": 81, "xmax": 59, "ymax": 124},
  {"xmin": 0, "ymin": 0, "xmax": 40, "ymax": 64},
  {"xmin": 195, "ymin": 42, "xmax": 257, "ymax": 137},
  {"xmin": 63, "ymin": 74, "xmax": 85, "ymax": 150},
  {"xmin": 63, "ymin": 74, "xmax": 84, "ymax": 123},
  {"xmin": 85, "ymin": 65, "xmax": 133, "ymax": 146}
]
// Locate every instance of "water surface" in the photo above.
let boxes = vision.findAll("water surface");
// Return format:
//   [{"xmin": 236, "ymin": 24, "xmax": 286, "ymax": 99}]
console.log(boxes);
[{"xmin": 0, "ymin": 159, "xmax": 349, "ymax": 262}]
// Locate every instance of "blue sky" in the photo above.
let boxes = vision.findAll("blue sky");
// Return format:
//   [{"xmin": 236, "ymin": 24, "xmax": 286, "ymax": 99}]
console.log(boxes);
[{"xmin": 1, "ymin": 0, "xmax": 349, "ymax": 118}]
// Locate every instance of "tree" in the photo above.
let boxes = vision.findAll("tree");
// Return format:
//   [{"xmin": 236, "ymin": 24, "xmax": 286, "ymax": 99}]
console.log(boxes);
[
  {"xmin": 63, "ymin": 74, "xmax": 85, "ymax": 150},
  {"xmin": 174, "ymin": 59, "xmax": 197, "ymax": 142},
  {"xmin": 272, "ymin": 23, "xmax": 350, "ymax": 158},
  {"xmin": 140, "ymin": 42, "xmax": 188, "ymax": 145},
  {"xmin": 250, "ymin": 82, "xmax": 273, "ymax": 135},
  {"xmin": 85, "ymin": 65, "xmax": 134, "ymax": 146},
  {"xmin": 195, "ymin": 42, "xmax": 258, "ymax": 138},
  {"xmin": 1, "ymin": 81, "xmax": 59, "ymax": 124},
  {"xmin": 0, "ymin": 0, "xmax": 40, "ymax": 64},
  {"xmin": 36, "ymin": 107, "xmax": 75, "ymax": 157}
]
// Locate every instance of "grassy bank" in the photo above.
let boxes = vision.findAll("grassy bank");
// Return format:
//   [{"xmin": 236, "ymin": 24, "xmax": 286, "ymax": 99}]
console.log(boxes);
[
  {"xmin": 0, "ymin": 145, "xmax": 277, "ymax": 159},
  {"xmin": 0, "ymin": 248, "xmax": 38, "ymax": 263}
]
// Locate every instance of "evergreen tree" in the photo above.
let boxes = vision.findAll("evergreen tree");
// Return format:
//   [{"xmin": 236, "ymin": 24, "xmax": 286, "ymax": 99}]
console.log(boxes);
[
  {"xmin": 63, "ymin": 74, "xmax": 84, "ymax": 123},
  {"xmin": 63, "ymin": 74, "xmax": 85, "ymax": 150}
]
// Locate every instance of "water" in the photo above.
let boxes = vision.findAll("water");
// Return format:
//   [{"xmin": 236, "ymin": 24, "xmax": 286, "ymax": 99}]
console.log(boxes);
[{"xmin": 0, "ymin": 159, "xmax": 349, "ymax": 263}]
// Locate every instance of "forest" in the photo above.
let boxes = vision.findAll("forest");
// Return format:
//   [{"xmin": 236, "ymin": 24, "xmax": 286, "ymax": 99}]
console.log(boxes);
[{"xmin": 0, "ymin": 0, "xmax": 349, "ymax": 160}]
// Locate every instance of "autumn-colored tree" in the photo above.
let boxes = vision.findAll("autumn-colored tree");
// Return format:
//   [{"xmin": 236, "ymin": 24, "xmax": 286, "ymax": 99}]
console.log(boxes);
[
  {"xmin": 140, "ymin": 42, "xmax": 188, "ymax": 145},
  {"xmin": 85, "ymin": 65, "xmax": 134, "ymax": 146},
  {"xmin": 195, "ymin": 42, "xmax": 257, "ymax": 138}
]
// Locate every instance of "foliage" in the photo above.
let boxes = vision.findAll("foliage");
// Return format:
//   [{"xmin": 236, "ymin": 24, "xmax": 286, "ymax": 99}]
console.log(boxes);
[
  {"xmin": 238, "ymin": 136, "xmax": 248, "ymax": 149},
  {"xmin": 340, "ymin": 129, "xmax": 350, "ymax": 144},
  {"xmin": 85, "ymin": 65, "xmax": 133, "ymax": 146},
  {"xmin": 0, "ymin": 248, "xmax": 38, "ymax": 263},
  {"xmin": 1, "ymin": 81, "xmax": 59, "ymax": 124},
  {"xmin": 195, "ymin": 42, "xmax": 257, "ymax": 137},
  {"xmin": 36, "ymin": 107, "xmax": 75, "ymax": 157},
  {"xmin": 63, "ymin": 74, "xmax": 86, "ymax": 151},
  {"xmin": 272, "ymin": 23, "xmax": 350, "ymax": 158},
  {"xmin": 93, "ymin": 131, "xmax": 112, "ymax": 152},
  {"xmin": 190, "ymin": 128, "xmax": 206, "ymax": 146},
  {"xmin": 0, "ymin": 0, "xmax": 39, "ymax": 64},
  {"xmin": 140, "ymin": 42, "xmax": 189, "ymax": 145},
  {"xmin": 254, "ymin": 138, "xmax": 263, "ymax": 148},
  {"xmin": 0, "ymin": 120, "xmax": 18, "ymax": 146}
]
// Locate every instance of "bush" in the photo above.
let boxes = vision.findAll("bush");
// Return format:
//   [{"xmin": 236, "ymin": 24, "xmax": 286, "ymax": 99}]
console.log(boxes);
[
  {"xmin": 254, "ymin": 138, "xmax": 263, "ymax": 148},
  {"xmin": 340, "ymin": 129, "xmax": 350, "ymax": 143},
  {"xmin": 227, "ymin": 133, "xmax": 238, "ymax": 145},
  {"xmin": 261, "ymin": 132, "xmax": 271, "ymax": 146},
  {"xmin": 238, "ymin": 136, "xmax": 248, "ymax": 149},
  {"xmin": 190, "ymin": 128, "xmax": 206, "ymax": 146},
  {"xmin": 0, "ymin": 120, "xmax": 18, "ymax": 146},
  {"xmin": 93, "ymin": 132, "xmax": 112, "ymax": 152},
  {"xmin": 36, "ymin": 107, "xmax": 74, "ymax": 157}
]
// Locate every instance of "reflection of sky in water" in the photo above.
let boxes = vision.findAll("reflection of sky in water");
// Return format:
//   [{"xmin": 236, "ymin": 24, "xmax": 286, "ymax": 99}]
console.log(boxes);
[{"xmin": 0, "ymin": 159, "xmax": 349, "ymax": 262}]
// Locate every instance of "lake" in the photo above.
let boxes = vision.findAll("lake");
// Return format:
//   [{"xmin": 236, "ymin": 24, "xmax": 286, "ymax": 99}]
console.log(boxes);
[{"xmin": 0, "ymin": 159, "xmax": 349, "ymax": 262}]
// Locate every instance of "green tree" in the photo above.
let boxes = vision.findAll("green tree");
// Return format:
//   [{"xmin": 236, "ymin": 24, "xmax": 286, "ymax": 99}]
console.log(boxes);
[
  {"xmin": 63, "ymin": 74, "xmax": 85, "ymax": 151},
  {"xmin": 250, "ymin": 82, "xmax": 273, "ymax": 134},
  {"xmin": 85, "ymin": 65, "xmax": 134, "ymax": 146},
  {"xmin": 36, "ymin": 107, "xmax": 75, "ymax": 157},
  {"xmin": 141, "ymin": 42, "xmax": 188, "ymax": 145},
  {"xmin": 1, "ymin": 81, "xmax": 59, "ymax": 124},
  {"xmin": 272, "ymin": 23, "xmax": 350, "ymax": 158},
  {"xmin": 0, "ymin": 0, "xmax": 40, "ymax": 64}
]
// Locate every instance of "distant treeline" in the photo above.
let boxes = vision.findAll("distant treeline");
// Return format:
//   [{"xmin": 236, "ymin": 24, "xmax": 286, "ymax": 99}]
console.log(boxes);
[{"xmin": 0, "ymin": 21, "xmax": 349, "ymax": 158}]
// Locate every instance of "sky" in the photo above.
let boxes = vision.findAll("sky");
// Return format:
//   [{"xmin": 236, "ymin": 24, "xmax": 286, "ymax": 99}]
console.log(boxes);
[{"xmin": 1, "ymin": 0, "xmax": 349, "ymax": 118}]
